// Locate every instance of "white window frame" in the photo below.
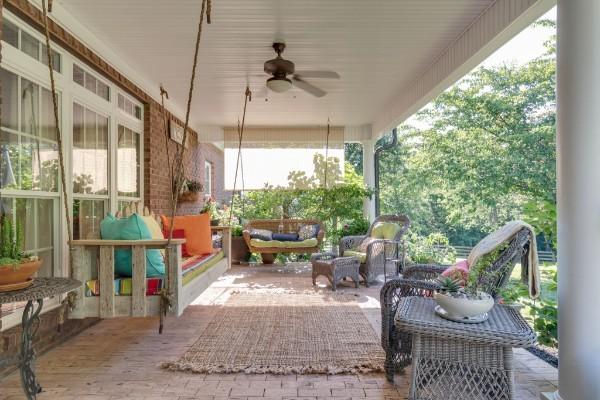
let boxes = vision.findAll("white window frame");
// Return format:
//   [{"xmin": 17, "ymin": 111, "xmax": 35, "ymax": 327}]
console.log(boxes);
[
  {"xmin": 0, "ymin": 11, "xmax": 144, "ymax": 331},
  {"xmin": 204, "ymin": 160, "xmax": 213, "ymax": 197}
]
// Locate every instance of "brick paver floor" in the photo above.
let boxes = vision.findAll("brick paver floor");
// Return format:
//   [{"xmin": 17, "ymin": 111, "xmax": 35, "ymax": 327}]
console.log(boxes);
[{"xmin": 0, "ymin": 263, "xmax": 557, "ymax": 399}]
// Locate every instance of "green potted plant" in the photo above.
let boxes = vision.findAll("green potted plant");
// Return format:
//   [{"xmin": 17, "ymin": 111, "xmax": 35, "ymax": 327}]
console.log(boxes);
[
  {"xmin": 200, "ymin": 197, "xmax": 221, "ymax": 226},
  {"xmin": 0, "ymin": 216, "xmax": 42, "ymax": 292},
  {"xmin": 229, "ymin": 224, "xmax": 251, "ymax": 264}
]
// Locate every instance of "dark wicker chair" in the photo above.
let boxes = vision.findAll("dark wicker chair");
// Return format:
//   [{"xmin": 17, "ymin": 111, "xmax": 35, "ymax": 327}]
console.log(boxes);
[
  {"xmin": 339, "ymin": 215, "xmax": 410, "ymax": 286},
  {"xmin": 380, "ymin": 227, "xmax": 532, "ymax": 382}
]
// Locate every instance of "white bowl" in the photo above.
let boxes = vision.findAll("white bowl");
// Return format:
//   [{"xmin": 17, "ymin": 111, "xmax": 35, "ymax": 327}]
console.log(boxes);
[{"xmin": 433, "ymin": 291, "xmax": 494, "ymax": 318}]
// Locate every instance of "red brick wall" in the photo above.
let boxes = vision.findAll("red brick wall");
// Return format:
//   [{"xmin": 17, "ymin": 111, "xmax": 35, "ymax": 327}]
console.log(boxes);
[{"xmin": 0, "ymin": 0, "xmax": 224, "ymax": 376}]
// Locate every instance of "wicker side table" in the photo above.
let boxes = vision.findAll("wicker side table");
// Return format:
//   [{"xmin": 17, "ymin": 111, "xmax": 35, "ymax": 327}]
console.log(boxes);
[
  {"xmin": 311, "ymin": 252, "xmax": 360, "ymax": 291},
  {"xmin": 0, "ymin": 277, "xmax": 80, "ymax": 400},
  {"xmin": 395, "ymin": 297, "xmax": 536, "ymax": 400}
]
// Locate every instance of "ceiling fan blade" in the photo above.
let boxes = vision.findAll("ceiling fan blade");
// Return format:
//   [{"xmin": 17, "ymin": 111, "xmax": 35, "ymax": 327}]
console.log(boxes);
[
  {"xmin": 293, "ymin": 71, "xmax": 340, "ymax": 79},
  {"xmin": 292, "ymin": 77, "xmax": 327, "ymax": 98}
]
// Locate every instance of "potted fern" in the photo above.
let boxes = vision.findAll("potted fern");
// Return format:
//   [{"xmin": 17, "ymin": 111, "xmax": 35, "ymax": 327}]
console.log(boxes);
[{"xmin": 0, "ymin": 216, "xmax": 42, "ymax": 292}]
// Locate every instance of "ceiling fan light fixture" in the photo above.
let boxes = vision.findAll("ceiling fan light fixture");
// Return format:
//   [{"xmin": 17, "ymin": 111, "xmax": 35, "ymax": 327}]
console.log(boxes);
[{"xmin": 266, "ymin": 77, "xmax": 292, "ymax": 93}]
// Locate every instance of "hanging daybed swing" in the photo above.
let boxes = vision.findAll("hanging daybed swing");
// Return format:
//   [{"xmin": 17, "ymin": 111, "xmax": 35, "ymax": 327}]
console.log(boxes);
[{"xmin": 39, "ymin": 0, "xmax": 240, "ymax": 327}]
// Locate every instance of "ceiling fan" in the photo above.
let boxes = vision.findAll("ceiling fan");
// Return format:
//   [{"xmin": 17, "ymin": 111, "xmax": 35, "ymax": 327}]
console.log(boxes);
[{"xmin": 262, "ymin": 42, "xmax": 340, "ymax": 98}]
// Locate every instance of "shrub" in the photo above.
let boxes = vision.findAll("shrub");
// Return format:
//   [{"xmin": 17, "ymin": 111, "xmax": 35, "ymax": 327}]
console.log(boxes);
[{"xmin": 406, "ymin": 232, "xmax": 456, "ymax": 264}]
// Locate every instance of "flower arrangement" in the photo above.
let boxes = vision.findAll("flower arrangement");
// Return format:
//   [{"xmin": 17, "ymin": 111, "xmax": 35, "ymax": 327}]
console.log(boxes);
[{"xmin": 178, "ymin": 179, "xmax": 203, "ymax": 203}]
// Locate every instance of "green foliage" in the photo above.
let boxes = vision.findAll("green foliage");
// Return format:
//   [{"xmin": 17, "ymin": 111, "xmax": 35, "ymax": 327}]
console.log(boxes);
[
  {"xmin": 232, "ymin": 159, "xmax": 372, "ymax": 247},
  {"xmin": 0, "ymin": 216, "xmax": 24, "ymax": 265},
  {"xmin": 378, "ymin": 22, "xmax": 556, "ymax": 246},
  {"xmin": 436, "ymin": 276, "xmax": 462, "ymax": 294},
  {"xmin": 186, "ymin": 179, "xmax": 203, "ymax": 193},
  {"xmin": 523, "ymin": 199, "xmax": 557, "ymax": 250},
  {"xmin": 500, "ymin": 266, "xmax": 558, "ymax": 348},
  {"xmin": 330, "ymin": 217, "xmax": 371, "ymax": 245},
  {"xmin": 406, "ymin": 232, "xmax": 456, "ymax": 264},
  {"xmin": 465, "ymin": 245, "xmax": 508, "ymax": 296}
]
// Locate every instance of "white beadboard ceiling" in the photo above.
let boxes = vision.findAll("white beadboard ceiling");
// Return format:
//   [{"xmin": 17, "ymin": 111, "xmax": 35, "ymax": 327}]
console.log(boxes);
[{"xmin": 55, "ymin": 0, "xmax": 497, "ymax": 130}]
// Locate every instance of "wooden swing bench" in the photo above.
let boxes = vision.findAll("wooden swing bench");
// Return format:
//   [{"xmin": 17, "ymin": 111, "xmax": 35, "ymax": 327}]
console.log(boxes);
[{"xmin": 68, "ymin": 203, "xmax": 231, "ymax": 319}]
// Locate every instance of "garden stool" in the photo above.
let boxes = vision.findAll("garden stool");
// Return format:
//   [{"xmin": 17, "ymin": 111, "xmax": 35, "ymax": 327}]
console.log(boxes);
[
  {"xmin": 311, "ymin": 252, "xmax": 360, "ymax": 291},
  {"xmin": 395, "ymin": 296, "xmax": 536, "ymax": 400}
]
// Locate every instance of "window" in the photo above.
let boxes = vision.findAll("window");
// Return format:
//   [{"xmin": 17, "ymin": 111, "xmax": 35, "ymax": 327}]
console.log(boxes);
[
  {"xmin": 117, "ymin": 93, "xmax": 142, "ymax": 120},
  {"xmin": 2, "ymin": 19, "xmax": 61, "ymax": 72},
  {"xmin": 73, "ymin": 64, "xmax": 110, "ymax": 101},
  {"xmin": 117, "ymin": 124, "xmax": 141, "ymax": 198},
  {"xmin": 1, "ymin": 69, "xmax": 60, "ymax": 192},
  {"xmin": 72, "ymin": 103, "xmax": 109, "ymax": 240},
  {"xmin": 204, "ymin": 161, "xmax": 213, "ymax": 196}
]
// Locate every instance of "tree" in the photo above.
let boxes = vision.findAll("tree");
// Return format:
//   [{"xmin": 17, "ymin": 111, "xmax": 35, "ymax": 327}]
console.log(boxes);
[{"xmin": 379, "ymin": 22, "xmax": 556, "ymax": 246}]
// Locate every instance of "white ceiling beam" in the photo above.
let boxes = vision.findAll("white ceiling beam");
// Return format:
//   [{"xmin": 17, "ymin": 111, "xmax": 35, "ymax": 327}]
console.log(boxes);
[{"xmin": 371, "ymin": 0, "xmax": 556, "ymax": 139}]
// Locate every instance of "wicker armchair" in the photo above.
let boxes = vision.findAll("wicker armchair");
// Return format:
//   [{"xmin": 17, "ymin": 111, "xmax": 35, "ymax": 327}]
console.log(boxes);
[
  {"xmin": 380, "ymin": 227, "xmax": 532, "ymax": 382},
  {"xmin": 339, "ymin": 215, "xmax": 410, "ymax": 286}
]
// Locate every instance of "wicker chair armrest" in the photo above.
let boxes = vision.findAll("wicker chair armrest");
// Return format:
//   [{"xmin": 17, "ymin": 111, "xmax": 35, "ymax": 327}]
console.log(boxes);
[
  {"xmin": 242, "ymin": 230, "xmax": 252, "ymax": 247},
  {"xmin": 310, "ymin": 252, "xmax": 336, "ymax": 262},
  {"xmin": 366, "ymin": 239, "xmax": 387, "ymax": 264},
  {"xmin": 339, "ymin": 235, "xmax": 367, "ymax": 253},
  {"xmin": 380, "ymin": 278, "xmax": 440, "ymax": 350},
  {"xmin": 403, "ymin": 263, "xmax": 449, "ymax": 280}
]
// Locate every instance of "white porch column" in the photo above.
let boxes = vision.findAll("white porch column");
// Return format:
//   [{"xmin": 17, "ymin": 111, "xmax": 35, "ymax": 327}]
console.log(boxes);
[
  {"xmin": 545, "ymin": 1, "xmax": 600, "ymax": 399},
  {"xmin": 362, "ymin": 140, "xmax": 376, "ymax": 222}
]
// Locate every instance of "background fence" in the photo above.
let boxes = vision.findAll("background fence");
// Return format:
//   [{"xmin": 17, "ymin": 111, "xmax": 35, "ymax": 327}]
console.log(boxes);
[{"xmin": 437, "ymin": 245, "xmax": 556, "ymax": 263}]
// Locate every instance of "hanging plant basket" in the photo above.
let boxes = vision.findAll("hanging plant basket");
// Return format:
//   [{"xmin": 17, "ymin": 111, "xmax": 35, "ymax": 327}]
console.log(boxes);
[
  {"xmin": 0, "ymin": 258, "xmax": 43, "ymax": 292},
  {"xmin": 178, "ymin": 191, "xmax": 200, "ymax": 203}
]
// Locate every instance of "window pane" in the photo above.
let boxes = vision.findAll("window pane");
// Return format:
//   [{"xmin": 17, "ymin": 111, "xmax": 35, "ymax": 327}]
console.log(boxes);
[
  {"xmin": 73, "ymin": 64, "xmax": 84, "ymax": 86},
  {"xmin": 84, "ymin": 73, "xmax": 96, "ymax": 94},
  {"xmin": 20, "ymin": 30, "xmax": 39, "ymax": 60},
  {"xmin": 21, "ymin": 135, "xmax": 58, "ymax": 192},
  {"xmin": 73, "ymin": 199, "xmax": 105, "ymax": 240},
  {"xmin": 134, "ymin": 106, "xmax": 142, "ymax": 120},
  {"xmin": 118, "ymin": 94, "xmax": 125, "ymax": 110},
  {"xmin": 97, "ymin": 81, "xmax": 110, "ymax": 101},
  {"xmin": 0, "ymin": 69, "xmax": 18, "ymax": 130},
  {"xmin": 21, "ymin": 78, "xmax": 40, "ymax": 136},
  {"xmin": 37, "ymin": 198, "xmax": 54, "ymax": 248},
  {"xmin": 16, "ymin": 197, "xmax": 35, "ymax": 251},
  {"xmin": 117, "ymin": 125, "xmax": 140, "ymax": 197},
  {"xmin": 72, "ymin": 104, "xmax": 109, "ymax": 195},
  {"xmin": 41, "ymin": 44, "xmax": 61, "ymax": 73},
  {"xmin": 37, "ymin": 249, "xmax": 54, "ymax": 278},
  {"xmin": 41, "ymin": 87, "xmax": 59, "ymax": 141},
  {"xmin": 0, "ymin": 131, "xmax": 19, "ymax": 189},
  {"xmin": 3, "ymin": 20, "xmax": 19, "ymax": 48}
]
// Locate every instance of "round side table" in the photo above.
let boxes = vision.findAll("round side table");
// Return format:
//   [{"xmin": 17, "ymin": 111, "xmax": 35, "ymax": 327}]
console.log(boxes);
[{"xmin": 0, "ymin": 277, "xmax": 80, "ymax": 400}]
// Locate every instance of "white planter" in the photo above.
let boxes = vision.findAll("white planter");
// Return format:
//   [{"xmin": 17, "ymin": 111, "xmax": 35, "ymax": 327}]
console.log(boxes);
[{"xmin": 433, "ymin": 291, "xmax": 494, "ymax": 319}]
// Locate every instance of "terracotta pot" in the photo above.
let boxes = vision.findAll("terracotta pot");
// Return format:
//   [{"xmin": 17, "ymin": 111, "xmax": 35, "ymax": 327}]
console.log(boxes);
[
  {"xmin": 0, "ymin": 259, "xmax": 42, "ymax": 291},
  {"xmin": 230, "ymin": 236, "xmax": 251, "ymax": 264}
]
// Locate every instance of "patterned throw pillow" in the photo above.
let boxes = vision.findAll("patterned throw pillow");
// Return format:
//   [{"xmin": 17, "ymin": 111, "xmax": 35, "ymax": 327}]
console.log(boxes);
[
  {"xmin": 298, "ymin": 224, "xmax": 319, "ymax": 240},
  {"xmin": 249, "ymin": 229, "xmax": 273, "ymax": 241}
]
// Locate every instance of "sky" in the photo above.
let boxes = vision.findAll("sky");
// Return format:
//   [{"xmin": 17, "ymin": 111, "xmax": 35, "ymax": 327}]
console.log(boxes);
[{"xmin": 226, "ymin": 6, "xmax": 557, "ymax": 190}]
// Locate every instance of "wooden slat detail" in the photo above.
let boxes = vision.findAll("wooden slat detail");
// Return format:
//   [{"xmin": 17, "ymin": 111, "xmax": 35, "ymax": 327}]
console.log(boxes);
[
  {"xmin": 131, "ymin": 245, "xmax": 147, "ymax": 317},
  {"xmin": 70, "ymin": 246, "xmax": 89, "ymax": 318},
  {"xmin": 99, "ymin": 246, "xmax": 115, "ymax": 318},
  {"xmin": 166, "ymin": 245, "xmax": 182, "ymax": 316}
]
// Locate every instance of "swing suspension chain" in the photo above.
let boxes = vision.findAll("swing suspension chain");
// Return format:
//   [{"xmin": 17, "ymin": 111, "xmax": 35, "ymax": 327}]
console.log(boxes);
[
  {"xmin": 41, "ymin": 0, "xmax": 74, "ymax": 275},
  {"xmin": 228, "ymin": 86, "xmax": 251, "ymax": 225},
  {"xmin": 159, "ymin": 85, "xmax": 174, "ymax": 200}
]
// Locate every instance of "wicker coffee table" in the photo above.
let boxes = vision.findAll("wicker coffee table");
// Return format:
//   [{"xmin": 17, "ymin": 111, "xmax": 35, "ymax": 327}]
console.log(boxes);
[
  {"xmin": 311, "ymin": 252, "xmax": 360, "ymax": 291},
  {"xmin": 395, "ymin": 297, "xmax": 536, "ymax": 400}
]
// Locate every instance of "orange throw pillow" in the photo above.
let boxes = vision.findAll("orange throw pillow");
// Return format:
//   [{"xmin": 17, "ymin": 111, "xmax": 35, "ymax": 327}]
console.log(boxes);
[{"xmin": 161, "ymin": 213, "xmax": 213, "ymax": 256}]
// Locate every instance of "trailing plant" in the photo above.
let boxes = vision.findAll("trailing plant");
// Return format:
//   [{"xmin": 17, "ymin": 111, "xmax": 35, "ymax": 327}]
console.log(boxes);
[
  {"xmin": 0, "ymin": 216, "xmax": 25, "ymax": 266},
  {"xmin": 186, "ymin": 179, "xmax": 203, "ymax": 193}
]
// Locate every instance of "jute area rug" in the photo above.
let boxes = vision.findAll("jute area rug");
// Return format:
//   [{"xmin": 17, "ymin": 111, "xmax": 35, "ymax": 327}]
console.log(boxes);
[{"xmin": 163, "ymin": 291, "xmax": 385, "ymax": 375}]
